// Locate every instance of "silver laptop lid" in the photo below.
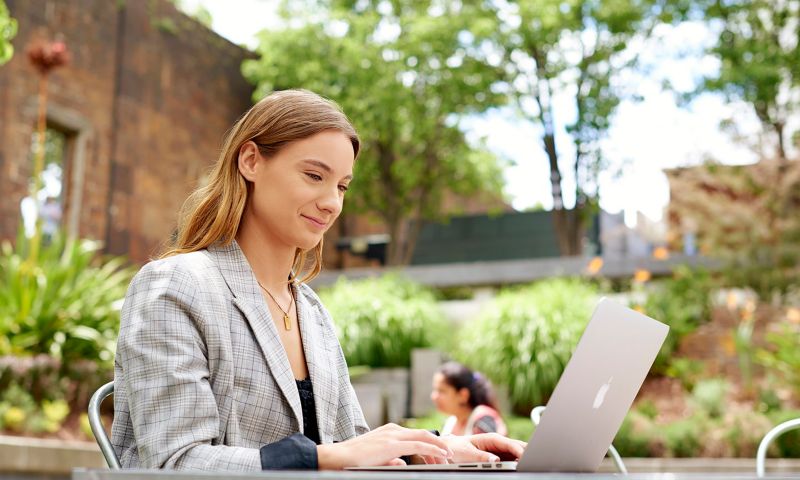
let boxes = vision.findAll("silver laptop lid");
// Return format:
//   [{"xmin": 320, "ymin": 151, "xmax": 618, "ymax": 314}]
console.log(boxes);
[{"xmin": 517, "ymin": 297, "xmax": 668, "ymax": 473}]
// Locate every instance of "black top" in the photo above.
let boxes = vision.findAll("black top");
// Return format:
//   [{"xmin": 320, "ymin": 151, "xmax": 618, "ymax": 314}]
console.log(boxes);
[
  {"xmin": 296, "ymin": 377, "xmax": 321, "ymax": 444},
  {"xmin": 259, "ymin": 378, "xmax": 321, "ymax": 470},
  {"xmin": 258, "ymin": 378, "xmax": 439, "ymax": 470}
]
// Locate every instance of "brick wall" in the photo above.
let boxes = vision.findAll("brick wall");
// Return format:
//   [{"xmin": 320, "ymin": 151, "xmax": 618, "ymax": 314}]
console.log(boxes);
[{"xmin": 0, "ymin": 0, "xmax": 254, "ymax": 262}]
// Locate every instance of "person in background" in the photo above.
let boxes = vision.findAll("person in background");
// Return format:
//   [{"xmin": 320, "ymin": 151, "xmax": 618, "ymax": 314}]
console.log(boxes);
[{"xmin": 432, "ymin": 361, "xmax": 508, "ymax": 436}]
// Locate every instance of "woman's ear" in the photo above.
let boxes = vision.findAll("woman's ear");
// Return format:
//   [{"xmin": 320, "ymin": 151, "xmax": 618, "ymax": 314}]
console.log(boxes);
[
  {"xmin": 238, "ymin": 141, "xmax": 260, "ymax": 182},
  {"xmin": 458, "ymin": 387, "xmax": 470, "ymax": 406}
]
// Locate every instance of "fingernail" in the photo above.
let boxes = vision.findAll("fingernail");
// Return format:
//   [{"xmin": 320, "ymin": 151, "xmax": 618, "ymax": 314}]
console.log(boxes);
[
  {"xmin": 440, "ymin": 449, "xmax": 449, "ymax": 457},
  {"xmin": 490, "ymin": 456, "xmax": 500, "ymax": 462}
]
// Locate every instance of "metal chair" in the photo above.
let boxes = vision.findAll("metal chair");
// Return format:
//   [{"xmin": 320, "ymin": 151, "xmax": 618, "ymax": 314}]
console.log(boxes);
[
  {"xmin": 88, "ymin": 381, "xmax": 121, "ymax": 469},
  {"xmin": 756, "ymin": 417, "xmax": 800, "ymax": 477},
  {"xmin": 530, "ymin": 405, "xmax": 628, "ymax": 474}
]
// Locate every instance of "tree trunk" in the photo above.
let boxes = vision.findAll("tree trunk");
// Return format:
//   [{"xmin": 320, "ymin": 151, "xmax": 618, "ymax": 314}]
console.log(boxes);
[
  {"xmin": 331, "ymin": 213, "xmax": 348, "ymax": 269},
  {"xmin": 385, "ymin": 215, "xmax": 406, "ymax": 266},
  {"xmin": 774, "ymin": 120, "xmax": 787, "ymax": 163},
  {"xmin": 552, "ymin": 207, "xmax": 583, "ymax": 256}
]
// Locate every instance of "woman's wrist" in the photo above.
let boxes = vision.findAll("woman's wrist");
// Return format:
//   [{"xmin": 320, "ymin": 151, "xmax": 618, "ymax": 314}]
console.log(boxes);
[{"xmin": 316, "ymin": 443, "xmax": 342, "ymax": 470}]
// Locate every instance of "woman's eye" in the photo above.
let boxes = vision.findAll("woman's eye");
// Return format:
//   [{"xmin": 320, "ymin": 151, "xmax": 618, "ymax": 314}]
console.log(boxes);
[
  {"xmin": 338, "ymin": 184, "xmax": 349, "ymax": 193},
  {"xmin": 305, "ymin": 172, "xmax": 322, "ymax": 181}
]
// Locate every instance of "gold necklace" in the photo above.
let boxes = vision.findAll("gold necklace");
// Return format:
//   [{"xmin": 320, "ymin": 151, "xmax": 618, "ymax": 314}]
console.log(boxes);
[{"xmin": 257, "ymin": 281, "xmax": 294, "ymax": 331}]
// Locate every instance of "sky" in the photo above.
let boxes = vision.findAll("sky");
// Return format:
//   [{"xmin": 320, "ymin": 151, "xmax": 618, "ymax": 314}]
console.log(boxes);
[{"xmin": 184, "ymin": 0, "xmax": 763, "ymax": 227}]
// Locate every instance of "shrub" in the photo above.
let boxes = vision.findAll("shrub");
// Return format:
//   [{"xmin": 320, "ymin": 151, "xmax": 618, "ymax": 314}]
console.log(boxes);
[
  {"xmin": 402, "ymin": 413, "xmax": 533, "ymax": 442},
  {"xmin": 614, "ymin": 411, "xmax": 655, "ymax": 457},
  {"xmin": 632, "ymin": 265, "xmax": 714, "ymax": 374},
  {"xmin": 766, "ymin": 410, "xmax": 800, "ymax": 458},
  {"xmin": 318, "ymin": 275, "xmax": 447, "ymax": 368},
  {"xmin": 662, "ymin": 415, "xmax": 703, "ymax": 457},
  {"xmin": 757, "ymin": 319, "xmax": 800, "ymax": 397},
  {"xmin": 456, "ymin": 278, "xmax": 598, "ymax": 413},
  {"xmin": 0, "ymin": 384, "xmax": 69, "ymax": 434},
  {"xmin": 0, "ymin": 230, "xmax": 131, "ymax": 435},
  {"xmin": 505, "ymin": 415, "xmax": 535, "ymax": 442},
  {"xmin": 666, "ymin": 160, "xmax": 800, "ymax": 302},
  {"xmin": 690, "ymin": 378, "xmax": 730, "ymax": 419},
  {"xmin": 665, "ymin": 357, "xmax": 705, "ymax": 391},
  {"xmin": 0, "ymin": 230, "xmax": 134, "ymax": 370},
  {"xmin": 636, "ymin": 399, "xmax": 659, "ymax": 420},
  {"xmin": 719, "ymin": 409, "xmax": 773, "ymax": 457}
]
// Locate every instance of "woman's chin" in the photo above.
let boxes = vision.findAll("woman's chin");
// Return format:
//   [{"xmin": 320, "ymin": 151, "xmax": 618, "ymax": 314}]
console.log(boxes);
[{"xmin": 295, "ymin": 237, "xmax": 323, "ymax": 252}]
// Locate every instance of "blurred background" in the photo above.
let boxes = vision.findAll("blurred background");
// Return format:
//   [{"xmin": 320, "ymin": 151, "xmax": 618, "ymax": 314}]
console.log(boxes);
[{"xmin": 0, "ymin": 0, "xmax": 798, "ymax": 476}]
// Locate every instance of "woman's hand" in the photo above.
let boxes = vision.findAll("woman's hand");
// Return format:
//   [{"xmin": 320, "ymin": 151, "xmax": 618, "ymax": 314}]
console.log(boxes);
[
  {"xmin": 442, "ymin": 433, "xmax": 527, "ymax": 463},
  {"xmin": 316, "ymin": 423, "xmax": 454, "ymax": 470}
]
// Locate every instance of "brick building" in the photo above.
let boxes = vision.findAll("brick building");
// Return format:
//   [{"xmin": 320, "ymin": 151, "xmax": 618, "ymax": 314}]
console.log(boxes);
[
  {"xmin": 0, "ymin": 0, "xmax": 513, "ymax": 269},
  {"xmin": 0, "ymin": 0, "xmax": 254, "ymax": 262}
]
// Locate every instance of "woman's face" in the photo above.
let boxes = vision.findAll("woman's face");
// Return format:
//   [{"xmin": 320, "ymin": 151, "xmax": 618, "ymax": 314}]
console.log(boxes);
[
  {"xmin": 431, "ymin": 373, "xmax": 468, "ymax": 415},
  {"xmin": 242, "ymin": 130, "xmax": 354, "ymax": 251}
]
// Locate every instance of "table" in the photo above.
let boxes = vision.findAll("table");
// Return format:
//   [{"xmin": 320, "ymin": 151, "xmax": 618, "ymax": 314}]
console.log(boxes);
[{"xmin": 72, "ymin": 469, "xmax": 800, "ymax": 480}]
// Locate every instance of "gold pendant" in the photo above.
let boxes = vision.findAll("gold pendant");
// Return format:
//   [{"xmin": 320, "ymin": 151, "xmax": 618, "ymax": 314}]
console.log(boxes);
[{"xmin": 283, "ymin": 313, "xmax": 291, "ymax": 331}]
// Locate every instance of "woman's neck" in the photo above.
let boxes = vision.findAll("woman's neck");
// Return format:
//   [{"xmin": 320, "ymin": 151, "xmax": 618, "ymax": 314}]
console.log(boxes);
[
  {"xmin": 236, "ymin": 211, "xmax": 296, "ymax": 292},
  {"xmin": 454, "ymin": 405, "xmax": 473, "ymax": 426}
]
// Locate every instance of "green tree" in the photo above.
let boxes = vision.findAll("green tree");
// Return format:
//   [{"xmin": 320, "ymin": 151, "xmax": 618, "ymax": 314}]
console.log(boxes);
[
  {"xmin": 698, "ymin": 0, "xmax": 800, "ymax": 162},
  {"xmin": 0, "ymin": 0, "xmax": 17, "ymax": 66},
  {"xmin": 483, "ymin": 0, "xmax": 686, "ymax": 255},
  {"xmin": 243, "ymin": 1, "xmax": 506, "ymax": 265}
]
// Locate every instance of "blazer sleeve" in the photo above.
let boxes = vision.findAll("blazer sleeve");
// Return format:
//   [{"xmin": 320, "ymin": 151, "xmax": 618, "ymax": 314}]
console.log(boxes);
[{"xmin": 117, "ymin": 261, "xmax": 262, "ymax": 470}]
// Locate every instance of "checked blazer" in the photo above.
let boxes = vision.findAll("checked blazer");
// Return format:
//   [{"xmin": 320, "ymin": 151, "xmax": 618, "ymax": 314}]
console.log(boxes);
[{"xmin": 110, "ymin": 241, "xmax": 369, "ymax": 470}]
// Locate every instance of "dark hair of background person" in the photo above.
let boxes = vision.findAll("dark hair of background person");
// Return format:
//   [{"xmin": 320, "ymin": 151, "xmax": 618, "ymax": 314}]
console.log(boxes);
[{"xmin": 437, "ymin": 361, "xmax": 500, "ymax": 411}]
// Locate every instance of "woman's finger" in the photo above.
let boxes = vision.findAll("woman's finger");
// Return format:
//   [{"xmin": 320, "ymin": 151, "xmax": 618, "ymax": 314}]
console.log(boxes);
[
  {"xmin": 394, "ymin": 428, "xmax": 452, "ymax": 455},
  {"xmin": 391, "ymin": 440, "xmax": 451, "ymax": 460}
]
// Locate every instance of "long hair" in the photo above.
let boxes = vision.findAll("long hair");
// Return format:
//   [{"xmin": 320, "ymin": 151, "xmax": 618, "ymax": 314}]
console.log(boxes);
[
  {"xmin": 162, "ymin": 89, "xmax": 359, "ymax": 283},
  {"xmin": 437, "ymin": 361, "xmax": 500, "ymax": 411}
]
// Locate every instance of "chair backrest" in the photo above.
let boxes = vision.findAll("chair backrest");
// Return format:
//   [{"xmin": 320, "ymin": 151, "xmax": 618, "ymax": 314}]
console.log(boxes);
[
  {"xmin": 756, "ymin": 417, "xmax": 800, "ymax": 477},
  {"xmin": 88, "ymin": 381, "xmax": 120, "ymax": 469}
]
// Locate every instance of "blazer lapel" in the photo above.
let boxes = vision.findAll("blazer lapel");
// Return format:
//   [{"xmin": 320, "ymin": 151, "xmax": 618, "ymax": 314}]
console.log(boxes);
[
  {"xmin": 208, "ymin": 241, "xmax": 303, "ymax": 431},
  {"xmin": 295, "ymin": 287, "xmax": 338, "ymax": 444}
]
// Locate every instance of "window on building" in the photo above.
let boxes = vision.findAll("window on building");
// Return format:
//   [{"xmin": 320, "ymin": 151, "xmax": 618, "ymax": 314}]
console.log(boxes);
[{"xmin": 20, "ymin": 126, "xmax": 73, "ymax": 239}]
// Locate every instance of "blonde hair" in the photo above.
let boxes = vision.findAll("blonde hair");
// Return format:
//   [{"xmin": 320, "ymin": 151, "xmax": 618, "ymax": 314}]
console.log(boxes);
[{"xmin": 162, "ymin": 89, "xmax": 359, "ymax": 283}]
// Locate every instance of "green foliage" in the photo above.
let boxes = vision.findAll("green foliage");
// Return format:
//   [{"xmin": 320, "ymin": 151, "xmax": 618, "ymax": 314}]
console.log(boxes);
[
  {"xmin": 0, "ymin": 385, "xmax": 69, "ymax": 434},
  {"xmin": 662, "ymin": 416, "xmax": 703, "ymax": 457},
  {"xmin": 668, "ymin": 162, "xmax": 800, "ymax": 302},
  {"xmin": 767, "ymin": 410, "xmax": 800, "ymax": 458},
  {"xmin": 665, "ymin": 357, "xmax": 705, "ymax": 391},
  {"xmin": 614, "ymin": 411, "xmax": 655, "ymax": 457},
  {"xmin": 632, "ymin": 265, "xmax": 714, "ymax": 373},
  {"xmin": 636, "ymin": 398, "xmax": 659, "ymax": 420},
  {"xmin": 244, "ymin": 1, "xmax": 506, "ymax": 264},
  {"xmin": 690, "ymin": 378, "xmax": 729, "ymax": 419},
  {"xmin": 0, "ymin": 0, "xmax": 16, "ymax": 66},
  {"xmin": 456, "ymin": 278, "xmax": 598, "ymax": 412},
  {"xmin": 757, "ymin": 319, "xmax": 800, "ymax": 396},
  {"xmin": 505, "ymin": 415, "xmax": 535, "ymax": 443},
  {"xmin": 318, "ymin": 275, "xmax": 447, "ymax": 368},
  {"xmin": 433, "ymin": 286, "xmax": 474, "ymax": 301},
  {"xmin": 718, "ymin": 408, "xmax": 773, "ymax": 457},
  {"xmin": 697, "ymin": 0, "xmax": 800, "ymax": 159},
  {"xmin": 403, "ymin": 413, "xmax": 534, "ymax": 442},
  {"xmin": 0, "ymin": 230, "xmax": 135, "ymax": 368},
  {"xmin": 476, "ymin": 0, "xmax": 689, "ymax": 252},
  {"xmin": 402, "ymin": 411, "xmax": 446, "ymax": 432}
]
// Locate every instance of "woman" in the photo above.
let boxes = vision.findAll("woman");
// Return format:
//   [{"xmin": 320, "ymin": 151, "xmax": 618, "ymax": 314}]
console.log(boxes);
[
  {"xmin": 432, "ymin": 362, "xmax": 508, "ymax": 436},
  {"xmin": 110, "ymin": 89, "xmax": 524, "ymax": 470}
]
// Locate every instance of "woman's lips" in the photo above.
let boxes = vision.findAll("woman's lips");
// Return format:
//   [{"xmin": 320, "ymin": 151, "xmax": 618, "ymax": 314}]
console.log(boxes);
[{"xmin": 302, "ymin": 215, "xmax": 327, "ymax": 229}]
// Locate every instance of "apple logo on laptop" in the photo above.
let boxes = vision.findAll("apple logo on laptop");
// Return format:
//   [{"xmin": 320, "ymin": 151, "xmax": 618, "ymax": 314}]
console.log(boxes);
[{"xmin": 593, "ymin": 377, "xmax": 613, "ymax": 409}]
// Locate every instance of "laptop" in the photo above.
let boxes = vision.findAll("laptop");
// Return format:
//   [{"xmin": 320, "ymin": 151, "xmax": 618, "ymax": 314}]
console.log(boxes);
[{"xmin": 347, "ymin": 297, "xmax": 669, "ymax": 472}]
